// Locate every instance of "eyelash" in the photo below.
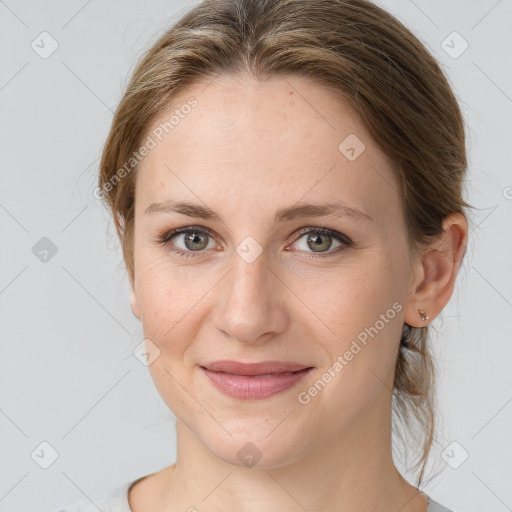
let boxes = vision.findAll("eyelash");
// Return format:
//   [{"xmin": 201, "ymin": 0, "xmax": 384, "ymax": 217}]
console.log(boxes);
[{"xmin": 158, "ymin": 225, "xmax": 353, "ymax": 260}]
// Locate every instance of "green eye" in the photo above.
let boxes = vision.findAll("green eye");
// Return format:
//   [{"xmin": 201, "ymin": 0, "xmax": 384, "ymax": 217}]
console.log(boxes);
[{"xmin": 160, "ymin": 226, "xmax": 352, "ymax": 260}]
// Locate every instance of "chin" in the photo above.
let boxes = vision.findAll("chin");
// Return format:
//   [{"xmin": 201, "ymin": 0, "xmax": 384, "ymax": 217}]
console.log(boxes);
[{"xmin": 198, "ymin": 418, "xmax": 310, "ymax": 469}]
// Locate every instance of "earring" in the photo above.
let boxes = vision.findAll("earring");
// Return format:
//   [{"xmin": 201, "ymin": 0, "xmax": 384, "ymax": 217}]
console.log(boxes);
[{"xmin": 419, "ymin": 308, "xmax": 430, "ymax": 322}]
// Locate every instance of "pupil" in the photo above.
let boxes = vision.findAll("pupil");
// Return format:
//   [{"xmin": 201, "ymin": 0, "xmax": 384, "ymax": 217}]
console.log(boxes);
[
  {"xmin": 307, "ymin": 233, "xmax": 331, "ymax": 252},
  {"xmin": 185, "ymin": 232, "xmax": 207, "ymax": 251}
]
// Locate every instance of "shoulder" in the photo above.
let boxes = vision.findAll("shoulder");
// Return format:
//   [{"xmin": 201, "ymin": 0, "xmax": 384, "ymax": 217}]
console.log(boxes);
[
  {"xmin": 49, "ymin": 480, "xmax": 133, "ymax": 512},
  {"xmin": 426, "ymin": 493, "xmax": 458, "ymax": 512}
]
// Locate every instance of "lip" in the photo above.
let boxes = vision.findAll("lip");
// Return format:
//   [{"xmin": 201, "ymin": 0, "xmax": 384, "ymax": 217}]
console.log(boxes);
[
  {"xmin": 200, "ymin": 360, "xmax": 314, "ymax": 400},
  {"xmin": 202, "ymin": 360, "xmax": 312, "ymax": 375}
]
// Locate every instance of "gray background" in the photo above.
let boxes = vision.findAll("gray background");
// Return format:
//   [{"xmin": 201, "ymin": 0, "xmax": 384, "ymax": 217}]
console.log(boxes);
[{"xmin": 0, "ymin": 1, "xmax": 511, "ymax": 511}]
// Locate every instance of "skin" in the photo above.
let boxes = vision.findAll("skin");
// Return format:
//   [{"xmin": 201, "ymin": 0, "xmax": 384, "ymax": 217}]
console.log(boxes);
[{"xmin": 126, "ymin": 72, "xmax": 468, "ymax": 512}]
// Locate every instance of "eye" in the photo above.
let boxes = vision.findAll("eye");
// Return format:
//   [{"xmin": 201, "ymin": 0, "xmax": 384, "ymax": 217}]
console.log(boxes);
[
  {"xmin": 160, "ymin": 226, "xmax": 220, "ymax": 258},
  {"xmin": 159, "ymin": 225, "xmax": 352, "ymax": 260},
  {"xmin": 288, "ymin": 227, "xmax": 353, "ymax": 257}
]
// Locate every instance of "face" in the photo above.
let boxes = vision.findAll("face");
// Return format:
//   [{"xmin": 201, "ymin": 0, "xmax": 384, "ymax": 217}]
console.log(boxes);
[{"xmin": 130, "ymin": 72, "xmax": 416, "ymax": 467}]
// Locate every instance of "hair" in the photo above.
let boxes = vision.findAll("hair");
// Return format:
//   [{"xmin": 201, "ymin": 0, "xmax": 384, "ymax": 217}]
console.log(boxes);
[{"xmin": 98, "ymin": 0, "xmax": 472, "ymax": 486}]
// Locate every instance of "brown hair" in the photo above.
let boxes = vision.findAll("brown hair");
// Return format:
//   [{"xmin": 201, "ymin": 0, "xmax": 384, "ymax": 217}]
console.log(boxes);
[{"xmin": 98, "ymin": 0, "xmax": 471, "ymax": 485}]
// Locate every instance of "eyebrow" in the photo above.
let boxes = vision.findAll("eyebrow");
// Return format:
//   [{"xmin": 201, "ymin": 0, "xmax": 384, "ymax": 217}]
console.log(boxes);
[{"xmin": 144, "ymin": 200, "xmax": 373, "ymax": 223}]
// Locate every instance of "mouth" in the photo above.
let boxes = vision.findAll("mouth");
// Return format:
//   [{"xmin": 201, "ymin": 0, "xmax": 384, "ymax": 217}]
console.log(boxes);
[
  {"xmin": 201, "ymin": 360, "xmax": 313, "ymax": 375},
  {"xmin": 199, "ymin": 360, "xmax": 314, "ymax": 400}
]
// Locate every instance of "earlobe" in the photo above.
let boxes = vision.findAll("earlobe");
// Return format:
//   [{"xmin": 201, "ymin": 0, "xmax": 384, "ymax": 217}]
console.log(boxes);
[
  {"xmin": 130, "ymin": 285, "xmax": 141, "ymax": 321},
  {"xmin": 403, "ymin": 212, "xmax": 468, "ymax": 327}
]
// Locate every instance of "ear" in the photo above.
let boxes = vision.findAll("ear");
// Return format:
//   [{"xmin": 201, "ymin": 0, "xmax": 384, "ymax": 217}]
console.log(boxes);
[
  {"xmin": 129, "ymin": 280, "xmax": 141, "ymax": 321},
  {"xmin": 404, "ymin": 212, "xmax": 468, "ymax": 327},
  {"xmin": 117, "ymin": 215, "xmax": 140, "ymax": 321}
]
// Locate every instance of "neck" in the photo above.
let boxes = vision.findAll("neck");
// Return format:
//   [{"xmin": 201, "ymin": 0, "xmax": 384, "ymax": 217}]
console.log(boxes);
[{"xmin": 150, "ymin": 388, "xmax": 427, "ymax": 512}]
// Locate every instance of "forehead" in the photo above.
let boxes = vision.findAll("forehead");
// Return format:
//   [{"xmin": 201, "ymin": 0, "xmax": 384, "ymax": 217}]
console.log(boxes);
[{"xmin": 134, "ymin": 73, "xmax": 400, "ymax": 223}]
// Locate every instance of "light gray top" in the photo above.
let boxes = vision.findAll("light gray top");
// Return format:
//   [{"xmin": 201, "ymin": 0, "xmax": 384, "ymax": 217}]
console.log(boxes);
[{"xmin": 51, "ymin": 476, "xmax": 456, "ymax": 512}]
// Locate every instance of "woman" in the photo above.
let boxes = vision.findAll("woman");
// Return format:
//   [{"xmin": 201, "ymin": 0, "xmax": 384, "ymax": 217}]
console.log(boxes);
[{"xmin": 55, "ymin": 0, "xmax": 470, "ymax": 510}]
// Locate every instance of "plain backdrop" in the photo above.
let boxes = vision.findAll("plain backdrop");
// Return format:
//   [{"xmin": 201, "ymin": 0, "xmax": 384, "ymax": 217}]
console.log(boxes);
[{"xmin": 0, "ymin": 1, "xmax": 511, "ymax": 511}]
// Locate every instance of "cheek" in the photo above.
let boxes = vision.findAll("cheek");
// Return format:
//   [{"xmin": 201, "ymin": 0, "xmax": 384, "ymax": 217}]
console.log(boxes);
[
  {"xmin": 134, "ymin": 258, "xmax": 186, "ymax": 340},
  {"xmin": 314, "ymin": 255, "xmax": 404, "ymax": 386},
  {"xmin": 135, "ymin": 236, "xmax": 405, "ymax": 352},
  {"xmin": 317, "ymin": 255, "xmax": 401, "ymax": 331},
  {"xmin": 133, "ymin": 252, "xmax": 219, "ymax": 358}
]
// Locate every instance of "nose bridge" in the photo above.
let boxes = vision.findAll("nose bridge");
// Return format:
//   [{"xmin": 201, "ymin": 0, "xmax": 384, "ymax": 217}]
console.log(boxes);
[
  {"xmin": 230, "ymin": 251, "xmax": 269, "ymax": 302},
  {"xmin": 214, "ymin": 249, "xmax": 286, "ymax": 342}
]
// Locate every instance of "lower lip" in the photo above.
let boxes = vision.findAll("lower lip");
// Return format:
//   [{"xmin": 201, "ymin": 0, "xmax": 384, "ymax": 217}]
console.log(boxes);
[{"xmin": 201, "ymin": 367, "xmax": 314, "ymax": 400}]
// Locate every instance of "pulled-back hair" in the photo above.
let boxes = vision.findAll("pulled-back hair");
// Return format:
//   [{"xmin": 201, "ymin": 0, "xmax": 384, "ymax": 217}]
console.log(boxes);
[{"xmin": 98, "ymin": 0, "xmax": 471, "ymax": 485}]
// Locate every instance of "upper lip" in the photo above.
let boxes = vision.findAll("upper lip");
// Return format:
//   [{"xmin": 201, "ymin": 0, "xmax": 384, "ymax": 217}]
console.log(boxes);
[{"xmin": 201, "ymin": 360, "xmax": 313, "ymax": 376}]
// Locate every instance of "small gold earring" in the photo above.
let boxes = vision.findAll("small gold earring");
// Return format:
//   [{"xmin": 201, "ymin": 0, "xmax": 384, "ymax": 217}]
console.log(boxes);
[{"xmin": 419, "ymin": 308, "xmax": 430, "ymax": 322}]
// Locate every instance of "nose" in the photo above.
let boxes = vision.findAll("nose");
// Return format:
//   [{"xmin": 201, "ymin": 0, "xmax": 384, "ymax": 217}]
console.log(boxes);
[{"xmin": 212, "ymin": 251, "xmax": 289, "ymax": 344}]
